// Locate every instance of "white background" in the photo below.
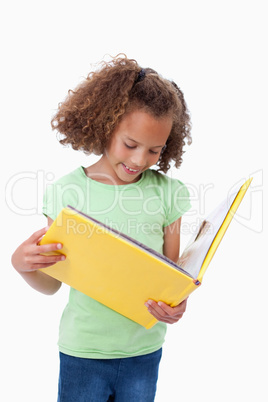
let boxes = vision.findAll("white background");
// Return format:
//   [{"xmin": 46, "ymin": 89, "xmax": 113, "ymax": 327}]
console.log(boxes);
[{"xmin": 1, "ymin": 0, "xmax": 267, "ymax": 401}]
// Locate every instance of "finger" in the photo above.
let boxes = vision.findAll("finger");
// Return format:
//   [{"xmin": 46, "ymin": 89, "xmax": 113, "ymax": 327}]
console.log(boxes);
[
  {"xmin": 172, "ymin": 299, "xmax": 188, "ymax": 314},
  {"xmin": 33, "ymin": 253, "xmax": 66, "ymax": 264},
  {"xmin": 144, "ymin": 304, "xmax": 163, "ymax": 321},
  {"xmin": 24, "ymin": 254, "xmax": 66, "ymax": 271},
  {"xmin": 156, "ymin": 301, "xmax": 176, "ymax": 315},
  {"xmin": 29, "ymin": 262, "xmax": 63, "ymax": 270},
  {"xmin": 158, "ymin": 300, "xmax": 187, "ymax": 315},
  {"xmin": 144, "ymin": 303, "xmax": 176, "ymax": 324},
  {"xmin": 35, "ymin": 242, "xmax": 64, "ymax": 255},
  {"xmin": 28, "ymin": 226, "xmax": 49, "ymax": 244},
  {"xmin": 145, "ymin": 300, "xmax": 169, "ymax": 318},
  {"xmin": 145, "ymin": 300, "xmax": 184, "ymax": 323}
]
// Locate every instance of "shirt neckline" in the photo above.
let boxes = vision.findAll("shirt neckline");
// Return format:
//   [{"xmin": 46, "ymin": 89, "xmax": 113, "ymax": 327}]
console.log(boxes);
[{"xmin": 79, "ymin": 166, "xmax": 147, "ymax": 190}]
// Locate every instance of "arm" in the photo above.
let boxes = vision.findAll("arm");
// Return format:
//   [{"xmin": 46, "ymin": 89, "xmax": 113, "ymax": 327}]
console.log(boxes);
[
  {"xmin": 11, "ymin": 218, "xmax": 64, "ymax": 295},
  {"xmin": 145, "ymin": 217, "xmax": 188, "ymax": 324},
  {"xmin": 163, "ymin": 217, "xmax": 181, "ymax": 263}
]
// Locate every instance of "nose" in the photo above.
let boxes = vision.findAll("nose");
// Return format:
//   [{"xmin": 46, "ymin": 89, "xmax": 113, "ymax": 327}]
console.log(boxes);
[{"xmin": 130, "ymin": 150, "xmax": 147, "ymax": 168}]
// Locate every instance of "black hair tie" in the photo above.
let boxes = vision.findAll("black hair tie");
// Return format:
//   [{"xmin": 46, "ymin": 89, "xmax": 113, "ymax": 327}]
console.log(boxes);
[{"xmin": 135, "ymin": 68, "xmax": 146, "ymax": 84}]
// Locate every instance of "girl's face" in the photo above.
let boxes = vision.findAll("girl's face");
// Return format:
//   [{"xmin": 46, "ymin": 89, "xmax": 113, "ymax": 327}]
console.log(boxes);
[{"xmin": 103, "ymin": 110, "xmax": 173, "ymax": 185}]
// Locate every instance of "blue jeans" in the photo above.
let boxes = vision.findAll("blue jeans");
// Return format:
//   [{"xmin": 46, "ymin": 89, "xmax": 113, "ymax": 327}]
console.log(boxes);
[{"xmin": 58, "ymin": 349, "xmax": 162, "ymax": 402}]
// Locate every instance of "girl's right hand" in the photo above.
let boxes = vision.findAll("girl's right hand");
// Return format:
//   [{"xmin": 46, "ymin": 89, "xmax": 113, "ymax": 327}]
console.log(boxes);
[{"xmin": 12, "ymin": 226, "xmax": 65, "ymax": 274}]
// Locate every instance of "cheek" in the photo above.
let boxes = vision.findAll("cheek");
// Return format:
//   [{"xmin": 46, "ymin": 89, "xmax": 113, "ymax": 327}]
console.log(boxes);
[
  {"xmin": 115, "ymin": 142, "xmax": 133, "ymax": 160},
  {"xmin": 107, "ymin": 141, "xmax": 125, "ymax": 160},
  {"xmin": 150, "ymin": 153, "xmax": 161, "ymax": 165},
  {"xmin": 115, "ymin": 145, "xmax": 128, "ymax": 160}
]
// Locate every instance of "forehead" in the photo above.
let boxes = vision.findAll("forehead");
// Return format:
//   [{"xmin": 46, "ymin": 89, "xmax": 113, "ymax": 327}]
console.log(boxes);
[{"xmin": 114, "ymin": 110, "xmax": 173, "ymax": 146}]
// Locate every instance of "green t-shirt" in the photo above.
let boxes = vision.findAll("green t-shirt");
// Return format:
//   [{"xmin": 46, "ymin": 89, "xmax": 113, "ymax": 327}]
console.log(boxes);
[{"xmin": 43, "ymin": 167, "xmax": 191, "ymax": 359}]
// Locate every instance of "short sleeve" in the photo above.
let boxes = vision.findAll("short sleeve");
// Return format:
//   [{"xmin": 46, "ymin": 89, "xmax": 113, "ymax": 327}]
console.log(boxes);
[
  {"xmin": 163, "ymin": 179, "xmax": 191, "ymax": 227},
  {"xmin": 42, "ymin": 183, "xmax": 59, "ymax": 221},
  {"xmin": 42, "ymin": 168, "xmax": 88, "ymax": 221},
  {"xmin": 42, "ymin": 180, "xmax": 77, "ymax": 220}
]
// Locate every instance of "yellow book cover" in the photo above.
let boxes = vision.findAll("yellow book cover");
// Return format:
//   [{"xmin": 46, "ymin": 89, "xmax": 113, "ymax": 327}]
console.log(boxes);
[{"xmin": 39, "ymin": 177, "xmax": 252, "ymax": 329}]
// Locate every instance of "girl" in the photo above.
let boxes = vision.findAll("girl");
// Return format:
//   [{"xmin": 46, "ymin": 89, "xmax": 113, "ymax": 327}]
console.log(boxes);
[{"xmin": 12, "ymin": 55, "xmax": 192, "ymax": 401}]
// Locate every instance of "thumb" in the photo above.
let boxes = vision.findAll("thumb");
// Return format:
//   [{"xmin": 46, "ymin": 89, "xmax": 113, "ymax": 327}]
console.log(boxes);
[{"xmin": 28, "ymin": 226, "xmax": 50, "ymax": 244}]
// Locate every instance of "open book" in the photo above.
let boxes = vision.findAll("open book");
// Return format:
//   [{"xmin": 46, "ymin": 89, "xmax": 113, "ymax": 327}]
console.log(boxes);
[{"xmin": 39, "ymin": 178, "xmax": 252, "ymax": 329}]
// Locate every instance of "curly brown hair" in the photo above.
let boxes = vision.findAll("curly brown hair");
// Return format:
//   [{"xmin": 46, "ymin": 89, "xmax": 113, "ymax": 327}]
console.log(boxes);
[{"xmin": 51, "ymin": 55, "xmax": 192, "ymax": 173}]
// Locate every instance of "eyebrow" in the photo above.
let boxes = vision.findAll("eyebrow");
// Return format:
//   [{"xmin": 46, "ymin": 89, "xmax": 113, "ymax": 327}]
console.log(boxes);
[{"xmin": 125, "ymin": 137, "xmax": 165, "ymax": 148}]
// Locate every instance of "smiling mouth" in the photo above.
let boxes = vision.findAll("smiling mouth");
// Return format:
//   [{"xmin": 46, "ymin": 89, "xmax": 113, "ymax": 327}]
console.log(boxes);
[{"xmin": 122, "ymin": 163, "xmax": 141, "ymax": 174}]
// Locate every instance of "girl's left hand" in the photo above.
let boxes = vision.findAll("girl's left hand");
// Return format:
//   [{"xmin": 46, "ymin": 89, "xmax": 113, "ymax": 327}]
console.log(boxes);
[{"xmin": 145, "ymin": 298, "xmax": 187, "ymax": 324}]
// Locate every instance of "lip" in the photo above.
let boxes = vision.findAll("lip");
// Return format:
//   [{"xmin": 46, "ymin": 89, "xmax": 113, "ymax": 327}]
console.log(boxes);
[{"xmin": 121, "ymin": 163, "xmax": 141, "ymax": 175}]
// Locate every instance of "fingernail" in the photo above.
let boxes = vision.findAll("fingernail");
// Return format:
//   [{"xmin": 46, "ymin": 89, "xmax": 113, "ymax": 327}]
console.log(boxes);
[
  {"xmin": 61, "ymin": 256, "xmax": 65, "ymax": 261},
  {"xmin": 57, "ymin": 244, "xmax": 63, "ymax": 249},
  {"xmin": 144, "ymin": 302, "xmax": 149, "ymax": 308}
]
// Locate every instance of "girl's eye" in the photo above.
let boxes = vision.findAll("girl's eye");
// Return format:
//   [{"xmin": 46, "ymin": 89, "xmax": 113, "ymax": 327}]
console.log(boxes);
[
  {"xmin": 124, "ymin": 143, "xmax": 135, "ymax": 149},
  {"xmin": 124, "ymin": 143, "xmax": 159, "ymax": 155}
]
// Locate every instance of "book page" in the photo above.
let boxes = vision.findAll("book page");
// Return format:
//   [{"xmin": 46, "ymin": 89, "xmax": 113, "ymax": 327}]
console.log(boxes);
[{"xmin": 178, "ymin": 187, "xmax": 239, "ymax": 279}]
